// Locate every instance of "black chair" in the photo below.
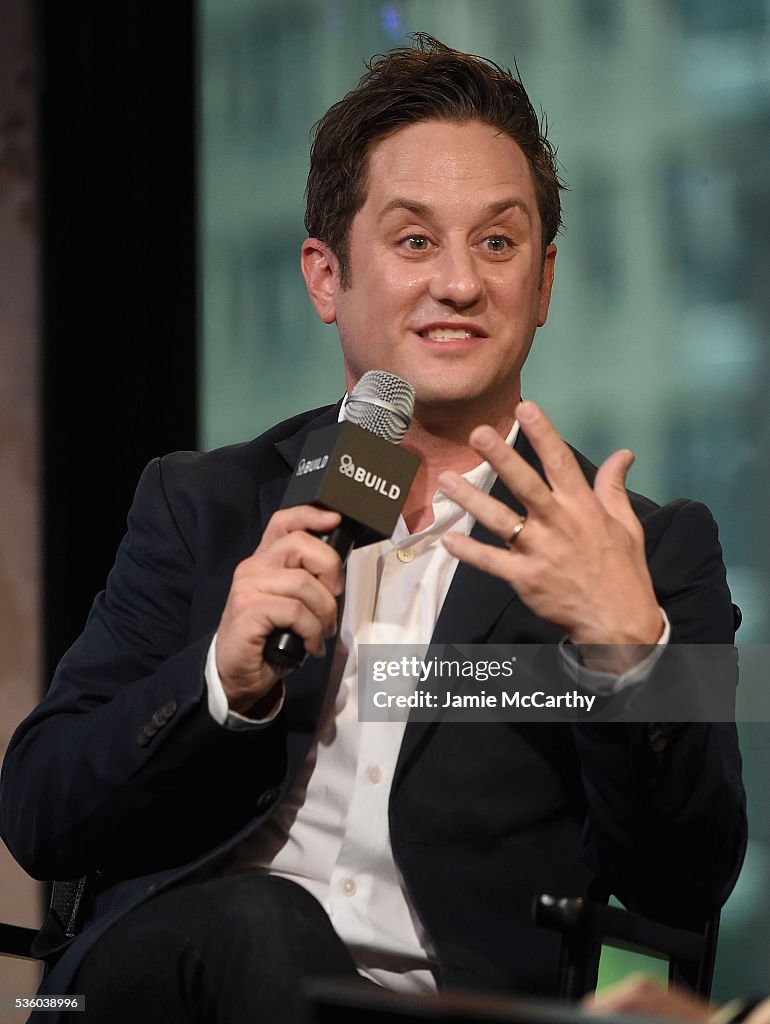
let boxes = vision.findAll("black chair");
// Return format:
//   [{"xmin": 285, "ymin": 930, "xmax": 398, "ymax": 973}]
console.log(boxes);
[
  {"xmin": 0, "ymin": 919, "xmax": 37, "ymax": 961},
  {"xmin": 0, "ymin": 876, "xmax": 87, "ymax": 968},
  {"xmin": 304, "ymin": 898, "xmax": 720, "ymax": 1022},
  {"xmin": 533, "ymin": 894, "xmax": 719, "ymax": 1000},
  {"xmin": 530, "ymin": 600, "xmax": 741, "ymax": 1001},
  {"xmin": 0, "ymin": 883, "xmax": 721, "ymax": 1024}
]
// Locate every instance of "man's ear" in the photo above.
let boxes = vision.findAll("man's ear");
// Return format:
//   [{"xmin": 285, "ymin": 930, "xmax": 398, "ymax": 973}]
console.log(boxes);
[
  {"xmin": 537, "ymin": 243, "xmax": 557, "ymax": 328},
  {"xmin": 301, "ymin": 238, "xmax": 339, "ymax": 325}
]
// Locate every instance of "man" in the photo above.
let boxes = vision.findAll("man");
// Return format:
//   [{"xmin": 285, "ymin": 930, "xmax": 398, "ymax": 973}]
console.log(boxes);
[{"xmin": 0, "ymin": 34, "xmax": 746, "ymax": 1023}]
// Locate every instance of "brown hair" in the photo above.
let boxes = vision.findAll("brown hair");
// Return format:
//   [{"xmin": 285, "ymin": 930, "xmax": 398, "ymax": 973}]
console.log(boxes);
[{"xmin": 305, "ymin": 32, "xmax": 564, "ymax": 286}]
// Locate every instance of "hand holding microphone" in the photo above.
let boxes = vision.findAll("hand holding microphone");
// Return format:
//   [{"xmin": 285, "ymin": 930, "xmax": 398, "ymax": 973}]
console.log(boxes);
[
  {"xmin": 264, "ymin": 370, "xmax": 419, "ymax": 668},
  {"xmin": 215, "ymin": 372, "xmax": 419, "ymax": 713}
]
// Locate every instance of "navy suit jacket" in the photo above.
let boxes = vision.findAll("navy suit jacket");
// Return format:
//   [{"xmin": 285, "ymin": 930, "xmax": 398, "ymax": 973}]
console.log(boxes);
[{"xmin": 0, "ymin": 403, "xmax": 747, "ymax": 1003}]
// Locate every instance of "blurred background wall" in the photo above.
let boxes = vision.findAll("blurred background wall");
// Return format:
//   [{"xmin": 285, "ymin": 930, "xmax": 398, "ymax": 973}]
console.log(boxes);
[
  {"xmin": 0, "ymin": 0, "xmax": 43, "ymax": 1014},
  {"xmin": 0, "ymin": 0, "xmax": 197, "ymax": 1009}
]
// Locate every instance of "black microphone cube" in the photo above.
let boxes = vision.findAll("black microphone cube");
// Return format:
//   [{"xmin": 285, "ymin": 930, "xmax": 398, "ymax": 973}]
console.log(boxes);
[{"xmin": 280, "ymin": 421, "xmax": 419, "ymax": 544}]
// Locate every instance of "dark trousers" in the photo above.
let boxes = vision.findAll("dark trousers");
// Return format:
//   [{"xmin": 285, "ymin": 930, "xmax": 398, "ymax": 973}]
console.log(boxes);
[{"xmin": 66, "ymin": 874, "xmax": 363, "ymax": 1023}]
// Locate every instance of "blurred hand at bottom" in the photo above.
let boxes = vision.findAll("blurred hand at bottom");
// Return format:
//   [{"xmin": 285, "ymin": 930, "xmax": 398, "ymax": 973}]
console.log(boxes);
[{"xmin": 585, "ymin": 975, "xmax": 769, "ymax": 1024}]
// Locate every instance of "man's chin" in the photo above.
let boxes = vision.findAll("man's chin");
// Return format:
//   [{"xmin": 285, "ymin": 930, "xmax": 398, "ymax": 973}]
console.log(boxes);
[
  {"xmin": 409, "ymin": 376, "xmax": 520, "ymax": 426},
  {"xmin": 413, "ymin": 380, "xmax": 506, "ymax": 408},
  {"xmin": 413, "ymin": 388, "xmax": 500, "ymax": 422}
]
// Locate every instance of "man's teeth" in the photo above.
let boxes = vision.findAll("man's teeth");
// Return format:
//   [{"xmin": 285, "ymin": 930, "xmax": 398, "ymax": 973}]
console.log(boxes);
[{"xmin": 421, "ymin": 328, "xmax": 473, "ymax": 340}]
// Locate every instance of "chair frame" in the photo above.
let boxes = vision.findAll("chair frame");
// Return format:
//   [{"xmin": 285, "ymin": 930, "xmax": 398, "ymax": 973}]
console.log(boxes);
[
  {"xmin": 0, "ymin": 877, "xmax": 87, "ymax": 966},
  {"xmin": 533, "ymin": 894, "xmax": 719, "ymax": 999}
]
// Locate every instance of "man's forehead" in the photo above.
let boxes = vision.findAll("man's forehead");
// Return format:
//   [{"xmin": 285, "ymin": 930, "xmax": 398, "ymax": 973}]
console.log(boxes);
[
  {"xmin": 358, "ymin": 120, "xmax": 538, "ymax": 226},
  {"xmin": 363, "ymin": 119, "xmax": 536, "ymax": 193}
]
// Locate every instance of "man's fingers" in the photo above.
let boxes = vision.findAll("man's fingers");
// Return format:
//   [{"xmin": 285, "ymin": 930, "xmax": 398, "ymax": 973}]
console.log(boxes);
[
  {"xmin": 229, "ymin": 565, "xmax": 340, "ymax": 638},
  {"xmin": 464, "ymin": 401, "xmax": 593, "ymax": 518},
  {"xmin": 246, "ymin": 514, "xmax": 345, "ymax": 595},
  {"xmin": 437, "ymin": 470, "xmax": 527, "ymax": 543},
  {"xmin": 260, "ymin": 505, "xmax": 342, "ymax": 547},
  {"xmin": 464, "ymin": 424, "xmax": 553, "ymax": 519},
  {"xmin": 442, "ymin": 529, "xmax": 516, "ymax": 578},
  {"xmin": 256, "ymin": 594, "xmax": 332, "ymax": 659},
  {"xmin": 593, "ymin": 449, "xmax": 639, "ymax": 532},
  {"xmin": 513, "ymin": 400, "xmax": 591, "ymax": 497},
  {"xmin": 218, "ymin": 594, "xmax": 329, "ymax": 688},
  {"xmin": 270, "ymin": 533, "xmax": 345, "ymax": 594},
  {"xmin": 217, "ymin": 567, "xmax": 339, "ymax": 688}
]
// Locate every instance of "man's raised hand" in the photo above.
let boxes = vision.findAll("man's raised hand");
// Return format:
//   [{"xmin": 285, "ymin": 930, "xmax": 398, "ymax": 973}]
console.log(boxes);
[{"xmin": 439, "ymin": 401, "xmax": 662, "ymax": 657}]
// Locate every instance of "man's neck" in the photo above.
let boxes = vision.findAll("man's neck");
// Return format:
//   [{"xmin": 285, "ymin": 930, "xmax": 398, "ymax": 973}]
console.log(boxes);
[{"xmin": 399, "ymin": 404, "xmax": 518, "ymax": 534}]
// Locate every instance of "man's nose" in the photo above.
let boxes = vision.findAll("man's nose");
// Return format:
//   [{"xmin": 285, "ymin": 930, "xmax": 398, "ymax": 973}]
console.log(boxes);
[{"xmin": 428, "ymin": 243, "xmax": 484, "ymax": 308}]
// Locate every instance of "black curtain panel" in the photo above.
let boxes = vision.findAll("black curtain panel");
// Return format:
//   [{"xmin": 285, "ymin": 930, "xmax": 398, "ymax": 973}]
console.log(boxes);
[{"xmin": 36, "ymin": 1, "xmax": 198, "ymax": 683}]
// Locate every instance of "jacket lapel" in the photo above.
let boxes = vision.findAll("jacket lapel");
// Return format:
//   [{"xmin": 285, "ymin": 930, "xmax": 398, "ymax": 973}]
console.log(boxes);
[{"xmin": 432, "ymin": 427, "xmax": 543, "ymax": 644}]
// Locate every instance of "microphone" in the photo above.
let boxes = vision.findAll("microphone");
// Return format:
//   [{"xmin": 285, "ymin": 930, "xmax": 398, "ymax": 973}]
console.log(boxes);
[{"xmin": 263, "ymin": 371, "xmax": 419, "ymax": 670}]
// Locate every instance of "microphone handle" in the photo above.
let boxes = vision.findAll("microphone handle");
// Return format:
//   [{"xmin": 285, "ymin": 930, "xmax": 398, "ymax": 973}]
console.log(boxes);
[{"xmin": 262, "ymin": 519, "xmax": 358, "ymax": 671}]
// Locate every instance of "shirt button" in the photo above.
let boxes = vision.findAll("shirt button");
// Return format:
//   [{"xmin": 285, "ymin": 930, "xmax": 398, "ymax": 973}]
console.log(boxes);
[
  {"xmin": 340, "ymin": 878, "xmax": 357, "ymax": 897},
  {"xmin": 397, "ymin": 548, "xmax": 414, "ymax": 563},
  {"xmin": 367, "ymin": 765, "xmax": 383, "ymax": 785}
]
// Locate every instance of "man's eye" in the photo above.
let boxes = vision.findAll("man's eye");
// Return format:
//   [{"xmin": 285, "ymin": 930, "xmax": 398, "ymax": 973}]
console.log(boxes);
[
  {"xmin": 481, "ymin": 235, "xmax": 512, "ymax": 253},
  {"xmin": 402, "ymin": 236, "xmax": 430, "ymax": 251}
]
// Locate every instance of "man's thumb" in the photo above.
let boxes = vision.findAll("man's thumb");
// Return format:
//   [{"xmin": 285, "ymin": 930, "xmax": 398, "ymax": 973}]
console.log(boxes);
[{"xmin": 594, "ymin": 449, "xmax": 636, "ymax": 524}]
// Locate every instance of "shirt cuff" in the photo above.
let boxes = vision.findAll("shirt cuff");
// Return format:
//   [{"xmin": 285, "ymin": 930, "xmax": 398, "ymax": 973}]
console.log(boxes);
[
  {"xmin": 205, "ymin": 633, "xmax": 285, "ymax": 729},
  {"xmin": 558, "ymin": 608, "xmax": 671, "ymax": 695}
]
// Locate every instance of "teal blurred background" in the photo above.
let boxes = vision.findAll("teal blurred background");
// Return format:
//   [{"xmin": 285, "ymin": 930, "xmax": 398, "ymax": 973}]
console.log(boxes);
[{"xmin": 198, "ymin": 0, "xmax": 769, "ymax": 996}]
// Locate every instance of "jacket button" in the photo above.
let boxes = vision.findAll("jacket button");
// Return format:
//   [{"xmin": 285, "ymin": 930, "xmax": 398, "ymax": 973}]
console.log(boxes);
[
  {"xmin": 256, "ymin": 787, "xmax": 279, "ymax": 811},
  {"xmin": 648, "ymin": 724, "xmax": 667, "ymax": 753},
  {"xmin": 137, "ymin": 723, "xmax": 158, "ymax": 746},
  {"xmin": 150, "ymin": 700, "xmax": 178, "ymax": 728}
]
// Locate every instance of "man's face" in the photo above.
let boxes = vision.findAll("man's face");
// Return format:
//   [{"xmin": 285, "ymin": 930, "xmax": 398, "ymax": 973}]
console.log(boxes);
[{"xmin": 302, "ymin": 118, "xmax": 556, "ymax": 429}]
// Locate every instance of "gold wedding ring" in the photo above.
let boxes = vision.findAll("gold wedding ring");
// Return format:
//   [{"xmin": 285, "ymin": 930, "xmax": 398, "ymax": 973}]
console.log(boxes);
[{"xmin": 507, "ymin": 518, "xmax": 526, "ymax": 548}]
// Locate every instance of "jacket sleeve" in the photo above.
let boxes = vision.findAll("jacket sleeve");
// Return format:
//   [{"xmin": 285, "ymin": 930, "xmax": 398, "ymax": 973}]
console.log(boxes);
[
  {"xmin": 0, "ymin": 455, "xmax": 288, "ymax": 882},
  {"xmin": 573, "ymin": 498, "xmax": 747, "ymax": 926}
]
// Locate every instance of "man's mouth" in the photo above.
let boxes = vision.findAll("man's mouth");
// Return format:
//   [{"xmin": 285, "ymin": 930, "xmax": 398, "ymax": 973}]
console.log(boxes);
[{"xmin": 419, "ymin": 328, "xmax": 475, "ymax": 340}]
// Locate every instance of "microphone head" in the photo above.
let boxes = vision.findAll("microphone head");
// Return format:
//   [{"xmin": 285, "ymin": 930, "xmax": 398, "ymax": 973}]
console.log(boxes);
[{"xmin": 344, "ymin": 370, "xmax": 415, "ymax": 444}]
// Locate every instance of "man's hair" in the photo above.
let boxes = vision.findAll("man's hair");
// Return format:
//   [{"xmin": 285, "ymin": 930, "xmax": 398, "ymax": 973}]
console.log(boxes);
[{"xmin": 305, "ymin": 32, "xmax": 564, "ymax": 286}]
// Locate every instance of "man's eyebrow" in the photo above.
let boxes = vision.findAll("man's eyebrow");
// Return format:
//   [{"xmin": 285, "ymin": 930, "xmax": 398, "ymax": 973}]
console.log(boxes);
[
  {"xmin": 378, "ymin": 198, "xmax": 433, "ymax": 220},
  {"xmin": 378, "ymin": 196, "xmax": 532, "ymax": 221},
  {"xmin": 485, "ymin": 197, "xmax": 532, "ymax": 221}
]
